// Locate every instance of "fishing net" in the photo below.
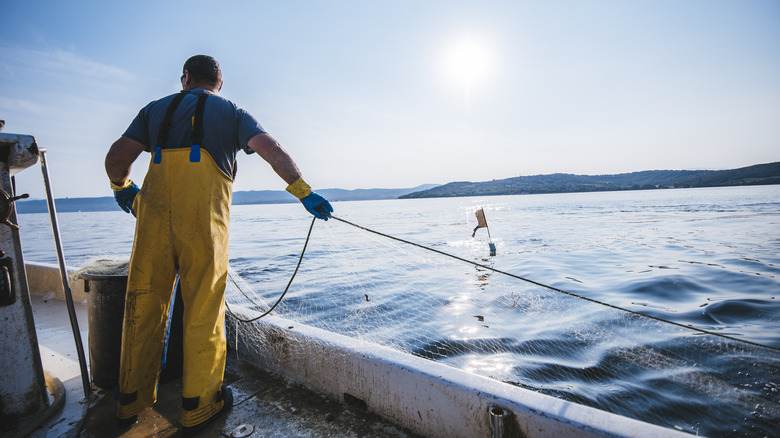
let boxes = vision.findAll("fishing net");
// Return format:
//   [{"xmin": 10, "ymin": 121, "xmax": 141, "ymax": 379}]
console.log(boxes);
[
  {"xmin": 75, "ymin": 257, "xmax": 130, "ymax": 276},
  {"xmin": 224, "ymin": 208, "xmax": 780, "ymax": 438}
]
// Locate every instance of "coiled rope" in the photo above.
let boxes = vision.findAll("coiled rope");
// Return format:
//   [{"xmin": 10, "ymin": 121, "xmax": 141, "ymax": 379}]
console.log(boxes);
[{"xmin": 227, "ymin": 214, "xmax": 780, "ymax": 353}]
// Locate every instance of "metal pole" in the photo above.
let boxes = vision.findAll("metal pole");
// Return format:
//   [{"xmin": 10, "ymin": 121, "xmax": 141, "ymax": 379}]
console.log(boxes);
[
  {"xmin": 483, "ymin": 209, "xmax": 493, "ymax": 243},
  {"xmin": 489, "ymin": 406, "xmax": 505, "ymax": 438},
  {"xmin": 482, "ymin": 209, "xmax": 497, "ymax": 256},
  {"xmin": 39, "ymin": 149, "xmax": 91, "ymax": 399}
]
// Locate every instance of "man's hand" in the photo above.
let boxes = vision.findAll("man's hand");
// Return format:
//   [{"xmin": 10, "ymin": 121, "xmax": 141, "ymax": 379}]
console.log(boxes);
[
  {"xmin": 113, "ymin": 180, "xmax": 140, "ymax": 216},
  {"xmin": 301, "ymin": 192, "xmax": 333, "ymax": 220}
]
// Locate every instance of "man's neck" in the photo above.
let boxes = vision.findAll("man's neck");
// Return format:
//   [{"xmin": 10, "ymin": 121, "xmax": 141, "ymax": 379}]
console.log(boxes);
[{"xmin": 184, "ymin": 83, "xmax": 219, "ymax": 93}]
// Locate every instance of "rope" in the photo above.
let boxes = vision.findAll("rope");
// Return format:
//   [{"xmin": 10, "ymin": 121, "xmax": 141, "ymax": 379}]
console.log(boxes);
[
  {"xmin": 227, "ymin": 216, "xmax": 316, "ymax": 323},
  {"xmin": 328, "ymin": 215, "xmax": 780, "ymax": 353},
  {"xmin": 227, "ymin": 213, "xmax": 780, "ymax": 353}
]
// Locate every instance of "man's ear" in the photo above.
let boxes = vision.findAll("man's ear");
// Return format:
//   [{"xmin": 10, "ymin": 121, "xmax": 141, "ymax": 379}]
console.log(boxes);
[{"xmin": 181, "ymin": 70, "xmax": 191, "ymax": 89}]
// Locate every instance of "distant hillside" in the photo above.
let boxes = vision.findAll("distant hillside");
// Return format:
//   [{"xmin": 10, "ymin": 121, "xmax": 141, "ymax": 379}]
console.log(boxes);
[
  {"xmin": 232, "ymin": 185, "xmax": 438, "ymax": 205},
  {"xmin": 16, "ymin": 196, "xmax": 118, "ymax": 214},
  {"xmin": 16, "ymin": 184, "xmax": 440, "ymax": 214},
  {"xmin": 400, "ymin": 162, "xmax": 780, "ymax": 199}
]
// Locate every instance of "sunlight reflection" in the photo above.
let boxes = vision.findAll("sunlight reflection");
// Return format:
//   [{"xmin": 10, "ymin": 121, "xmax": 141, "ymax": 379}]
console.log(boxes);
[{"xmin": 460, "ymin": 353, "xmax": 515, "ymax": 377}]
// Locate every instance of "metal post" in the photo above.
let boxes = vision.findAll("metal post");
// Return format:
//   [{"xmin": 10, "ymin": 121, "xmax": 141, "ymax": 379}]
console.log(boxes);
[
  {"xmin": 482, "ymin": 210, "xmax": 497, "ymax": 256},
  {"xmin": 489, "ymin": 406, "xmax": 505, "ymax": 438},
  {"xmin": 0, "ymin": 132, "xmax": 48, "ymax": 422},
  {"xmin": 39, "ymin": 149, "xmax": 91, "ymax": 399}
]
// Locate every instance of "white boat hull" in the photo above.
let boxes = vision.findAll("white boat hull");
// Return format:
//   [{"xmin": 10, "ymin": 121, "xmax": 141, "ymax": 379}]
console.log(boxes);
[{"xmin": 226, "ymin": 306, "xmax": 689, "ymax": 438}]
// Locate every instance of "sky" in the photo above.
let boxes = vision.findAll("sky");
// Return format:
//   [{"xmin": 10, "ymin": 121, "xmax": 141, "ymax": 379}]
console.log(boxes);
[{"xmin": 1, "ymin": 0, "xmax": 778, "ymax": 199}]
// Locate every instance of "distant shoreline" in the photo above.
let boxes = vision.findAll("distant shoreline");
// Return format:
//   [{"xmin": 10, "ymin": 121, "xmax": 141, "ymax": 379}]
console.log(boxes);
[
  {"xmin": 15, "ymin": 185, "xmax": 439, "ymax": 214},
  {"xmin": 15, "ymin": 162, "xmax": 779, "ymax": 214},
  {"xmin": 400, "ymin": 161, "xmax": 780, "ymax": 199}
]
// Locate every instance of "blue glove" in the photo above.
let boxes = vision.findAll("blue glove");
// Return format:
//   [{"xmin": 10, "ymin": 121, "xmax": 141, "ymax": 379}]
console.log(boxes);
[
  {"xmin": 301, "ymin": 192, "xmax": 333, "ymax": 220},
  {"xmin": 113, "ymin": 182, "xmax": 140, "ymax": 216}
]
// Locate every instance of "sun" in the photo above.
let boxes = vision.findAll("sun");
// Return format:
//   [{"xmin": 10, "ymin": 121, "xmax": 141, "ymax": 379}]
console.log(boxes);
[{"xmin": 440, "ymin": 36, "xmax": 495, "ymax": 103}]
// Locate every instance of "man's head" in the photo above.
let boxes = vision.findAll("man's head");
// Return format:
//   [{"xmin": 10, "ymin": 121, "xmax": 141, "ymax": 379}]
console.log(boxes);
[{"xmin": 182, "ymin": 55, "xmax": 222, "ymax": 92}]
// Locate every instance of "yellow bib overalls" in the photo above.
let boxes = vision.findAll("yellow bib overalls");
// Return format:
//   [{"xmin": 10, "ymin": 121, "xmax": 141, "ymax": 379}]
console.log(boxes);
[{"xmin": 117, "ymin": 92, "xmax": 231, "ymax": 427}]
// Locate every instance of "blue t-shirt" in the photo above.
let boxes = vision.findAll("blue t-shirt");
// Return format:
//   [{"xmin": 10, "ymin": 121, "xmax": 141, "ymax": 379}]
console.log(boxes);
[{"xmin": 122, "ymin": 89, "xmax": 266, "ymax": 178}]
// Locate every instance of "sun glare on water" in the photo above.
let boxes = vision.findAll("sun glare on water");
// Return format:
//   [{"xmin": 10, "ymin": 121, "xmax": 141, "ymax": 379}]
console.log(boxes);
[{"xmin": 440, "ymin": 36, "xmax": 495, "ymax": 105}]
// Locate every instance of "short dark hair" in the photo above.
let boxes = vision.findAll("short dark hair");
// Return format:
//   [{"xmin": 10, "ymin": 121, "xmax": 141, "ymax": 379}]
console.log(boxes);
[{"xmin": 183, "ymin": 55, "xmax": 222, "ymax": 87}]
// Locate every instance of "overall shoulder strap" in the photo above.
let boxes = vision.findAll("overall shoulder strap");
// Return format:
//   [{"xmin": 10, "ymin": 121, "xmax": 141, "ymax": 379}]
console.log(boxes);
[
  {"xmin": 153, "ymin": 91, "xmax": 189, "ymax": 163},
  {"xmin": 189, "ymin": 93, "xmax": 209, "ymax": 162}
]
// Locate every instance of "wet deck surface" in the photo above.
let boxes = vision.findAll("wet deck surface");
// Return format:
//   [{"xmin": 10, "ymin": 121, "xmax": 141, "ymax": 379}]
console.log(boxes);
[{"xmin": 27, "ymin": 296, "xmax": 419, "ymax": 438}]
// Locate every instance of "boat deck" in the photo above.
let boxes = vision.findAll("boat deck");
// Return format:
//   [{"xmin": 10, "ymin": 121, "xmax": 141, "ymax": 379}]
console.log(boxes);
[{"xmin": 27, "ymin": 296, "xmax": 418, "ymax": 438}]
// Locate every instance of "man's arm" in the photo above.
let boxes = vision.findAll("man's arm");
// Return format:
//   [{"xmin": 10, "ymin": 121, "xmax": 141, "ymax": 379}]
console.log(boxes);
[
  {"xmin": 105, "ymin": 136, "xmax": 146, "ymax": 185},
  {"xmin": 248, "ymin": 132, "xmax": 333, "ymax": 220},
  {"xmin": 247, "ymin": 132, "xmax": 302, "ymax": 185},
  {"xmin": 105, "ymin": 136, "xmax": 145, "ymax": 215}
]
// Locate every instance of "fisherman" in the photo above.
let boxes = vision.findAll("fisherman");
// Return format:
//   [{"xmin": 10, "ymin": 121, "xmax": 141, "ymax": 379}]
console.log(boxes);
[{"xmin": 104, "ymin": 54, "xmax": 333, "ymax": 435}]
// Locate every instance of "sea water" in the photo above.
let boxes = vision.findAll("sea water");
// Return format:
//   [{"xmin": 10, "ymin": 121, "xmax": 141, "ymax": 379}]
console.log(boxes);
[{"xmin": 17, "ymin": 185, "xmax": 780, "ymax": 437}]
